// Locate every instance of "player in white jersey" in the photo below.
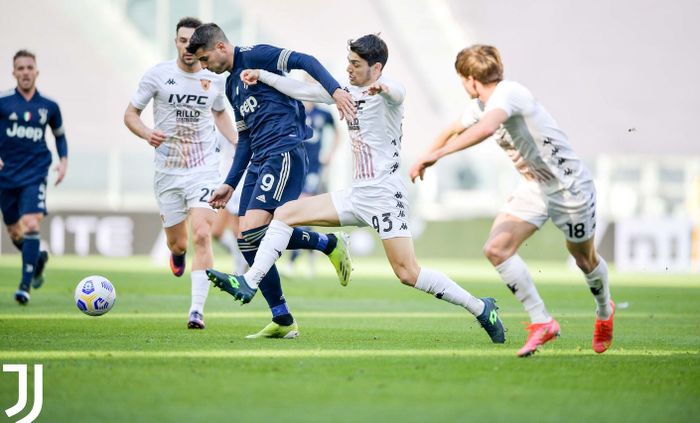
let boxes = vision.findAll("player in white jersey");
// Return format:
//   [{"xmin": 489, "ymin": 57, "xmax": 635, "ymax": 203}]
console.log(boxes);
[
  {"xmin": 206, "ymin": 35, "xmax": 506, "ymax": 344},
  {"xmin": 124, "ymin": 17, "xmax": 238, "ymax": 329},
  {"xmin": 410, "ymin": 45, "xmax": 614, "ymax": 356}
]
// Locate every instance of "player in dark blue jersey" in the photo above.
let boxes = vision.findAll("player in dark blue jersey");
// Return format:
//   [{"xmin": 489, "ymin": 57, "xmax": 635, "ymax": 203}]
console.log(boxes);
[
  {"xmin": 0, "ymin": 50, "xmax": 68, "ymax": 305},
  {"xmin": 186, "ymin": 24, "xmax": 355, "ymax": 338},
  {"xmin": 286, "ymin": 101, "xmax": 341, "ymax": 276}
]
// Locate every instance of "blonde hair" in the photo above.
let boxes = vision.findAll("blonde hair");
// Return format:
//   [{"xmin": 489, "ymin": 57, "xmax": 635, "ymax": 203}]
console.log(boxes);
[{"xmin": 454, "ymin": 45, "xmax": 503, "ymax": 84}]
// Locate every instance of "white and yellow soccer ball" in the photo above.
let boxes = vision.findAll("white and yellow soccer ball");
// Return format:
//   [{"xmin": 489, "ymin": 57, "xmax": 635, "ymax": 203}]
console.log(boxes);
[{"xmin": 74, "ymin": 275, "xmax": 116, "ymax": 316}]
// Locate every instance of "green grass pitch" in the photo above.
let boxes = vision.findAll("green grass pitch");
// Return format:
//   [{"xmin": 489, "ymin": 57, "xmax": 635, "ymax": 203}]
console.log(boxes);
[{"xmin": 1, "ymin": 254, "xmax": 699, "ymax": 422}]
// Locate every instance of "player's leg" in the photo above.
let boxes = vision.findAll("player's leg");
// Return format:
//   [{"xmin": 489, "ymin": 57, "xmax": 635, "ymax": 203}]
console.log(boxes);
[
  {"xmin": 484, "ymin": 212, "xmax": 551, "ymax": 323},
  {"xmin": 486, "ymin": 183, "xmax": 559, "ymax": 356},
  {"xmin": 381, "ymin": 236, "xmax": 505, "ymax": 343},
  {"xmin": 557, "ymin": 183, "xmax": 613, "ymax": 353},
  {"xmin": 186, "ymin": 207, "xmax": 216, "ymax": 329},
  {"xmin": 210, "ymin": 194, "xmax": 342, "ymax": 303},
  {"xmin": 15, "ymin": 212, "xmax": 43, "ymax": 303},
  {"xmin": 155, "ymin": 173, "xmax": 189, "ymax": 276}
]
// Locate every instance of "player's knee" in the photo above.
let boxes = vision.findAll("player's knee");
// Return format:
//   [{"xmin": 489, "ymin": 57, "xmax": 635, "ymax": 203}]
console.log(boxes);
[
  {"xmin": 192, "ymin": 225, "xmax": 211, "ymax": 247},
  {"xmin": 573, "ymin": 254, "xmax": 596, "ymax": 274},
  {"xmin": 483, "ymin": 242, "xmax": 511, "ymax": 266},
  {"xmin": 393, "ymin": 263, "xmax": 419, "ymax": 286},
  {"xmin": 273, "ymin": 202, "xmax": 298, "ymax": 225},
  {"xmin": 167, "ymin": 238, "xmax": 187, "ymax": 254},
  {"xmin": 20, "ymin": 216, "xmax": 41, "ymax": 233}
]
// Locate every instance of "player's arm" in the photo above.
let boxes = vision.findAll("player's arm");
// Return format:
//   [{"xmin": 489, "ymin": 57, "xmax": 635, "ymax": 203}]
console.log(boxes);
[
  {"xmin": 213, "ymin": 109, "xmax": 238, "ymax": 146},
  {"xmin": 250, "ymin": 45, "xmax": 355, "ymax": 120},
  {"xmin": 123, "ymin": 104, "xmax": 166, "ymax": 147},
  {"xmin": 124, "ymin": 69, "xmax": 166, "ymax": 147},
  {"xmin": 410, "ymin": 109, "xmax": 508, "ymax": 182},
  {"xmin": 49, "ymin": 104, "xmax": 69, "ymax": 186},
  {"xmin": 242, "ymin": 69, "xmax": 334, "ymax": 104},
  {"xmin": 366, "ymin": 78, "xmax": 405, "ymax": 105},
  {"xmin": 209, "ymin": 133, "xmax": 252, "ymax": 209}
]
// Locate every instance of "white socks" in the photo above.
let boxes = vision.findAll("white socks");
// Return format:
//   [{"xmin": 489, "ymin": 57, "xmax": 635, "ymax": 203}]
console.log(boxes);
[
  {"xmin": 190, "ymin": 270, "xmax": 210, "ymax": 314},
  {"xmin": 244, "ymin": 220, "xmax": 294, "ymax": 288},
  {"xmin": 585, "ymin": 256, "xmax": 612, "ymax": 320},
  {"xmin": 495, "ymin": 255, "xmax": 551, "ymax": 324},
  {"xmin": 414, "ymin": 267, "xmax": 485, "ymax": 316}
]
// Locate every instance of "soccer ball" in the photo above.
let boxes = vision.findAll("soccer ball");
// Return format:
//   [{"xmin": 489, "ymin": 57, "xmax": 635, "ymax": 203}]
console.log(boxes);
[{"xmin": 74, "ymin": 275, "xmax": 116, "ymax": 316}]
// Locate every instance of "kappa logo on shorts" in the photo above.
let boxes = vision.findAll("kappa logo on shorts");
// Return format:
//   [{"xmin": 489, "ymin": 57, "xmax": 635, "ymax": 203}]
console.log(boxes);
[{"xmin": 256, "ymin": 194, "xmax": 266, "ymax": 203}]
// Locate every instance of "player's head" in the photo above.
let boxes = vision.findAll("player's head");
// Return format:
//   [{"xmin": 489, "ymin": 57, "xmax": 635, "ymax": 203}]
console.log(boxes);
[
  {"xmin": 187, "ymin": 23, "xmax": 232, "ymax": 74},
  {"xmin": 12, "ymin": 50, "xmax": 38, "ymax": 93},
  {"xmin": 175, "ymin": 17, "xmax": 202, "ymax": 67},
  {"xmin": 454, "ymin": 45, "xmax": 503, "ymax": 98},
  {"xmin": 346, "ymin": 34, "xmax": 388, "ymax": 86}
]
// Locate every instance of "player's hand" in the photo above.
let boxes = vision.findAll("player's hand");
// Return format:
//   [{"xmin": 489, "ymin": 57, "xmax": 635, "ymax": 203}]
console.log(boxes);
[
  {"xmin": 54, "ymin": 157, "xmax": 68, "ymax": 186},
  {"xmin": 367, "ymin": 83, "xmax": 389, "ymax": 96},
  {"xmin": 0, "ymin": 156, "xmax": 4, "ymax": 171},
  {"xmin": 144, "ymin": 128, "xmax": 166, "ymax": 147},
  {"xmin": 240, "ymin": 69, "xmax": 260, "ymax": 85},
  {"xmin": 332, "ymin": 88, "xmax": 356, "ymax": 121},
  {"xmin": 409, "ymin": 152, "xmax": 439, "ymax": 183},
  {"xmin": 209, "ymin": 184, "xmax": 234, "ymax": 209}
]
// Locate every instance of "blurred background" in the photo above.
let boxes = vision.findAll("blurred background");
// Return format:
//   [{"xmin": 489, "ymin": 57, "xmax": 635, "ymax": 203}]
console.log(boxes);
[{"xmin": 1, "ymin": 0, "xmax": 698, "ymax": 272}]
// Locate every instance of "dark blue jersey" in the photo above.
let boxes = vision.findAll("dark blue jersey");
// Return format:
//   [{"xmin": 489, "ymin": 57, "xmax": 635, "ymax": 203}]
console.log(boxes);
[
  {"xmin": 0, "ymin": 88, "xmax": 67, "ymax": 188},
  {"xmin": 226, "ymin": 44, "xmax": 340, "ymax": 164},
  {"xmin": 304, "ymin": 106, "xmax": 335, "ymax": 174}
]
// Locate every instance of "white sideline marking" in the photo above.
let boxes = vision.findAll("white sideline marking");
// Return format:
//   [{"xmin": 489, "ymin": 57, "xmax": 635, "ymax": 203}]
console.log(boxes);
[{"xmin": 0, "ymin": 349, "xmax": 696, "ymax": 360}]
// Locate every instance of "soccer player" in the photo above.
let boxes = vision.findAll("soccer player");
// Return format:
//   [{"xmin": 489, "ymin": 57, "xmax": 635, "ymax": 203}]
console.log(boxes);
[
  {"xmin": 124, "ymin": 17, "xmax": 237, "ymax": 329},
  {"xmin": 205, "ymin": 34, "xmax": 506, "ymax": 344},
  {"xmin": 186, "ymin": 23, "xmax": 355, "ymax": 339},
  {"xmin": 0, "ymin": 49, "xmax": 66, "ymax": 305},
  {"xmin": 286, "ymin": 98, "xmax": 342, "ymax": 276},
  {"xmin": 409, "ymin": 45, "xmax": 614, "ymax": 356}
]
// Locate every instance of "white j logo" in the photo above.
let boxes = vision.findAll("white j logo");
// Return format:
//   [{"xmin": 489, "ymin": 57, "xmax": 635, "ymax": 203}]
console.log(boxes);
[{"xmin": 3, "ymin": 364, "xmax": 43, "ymax": 423}]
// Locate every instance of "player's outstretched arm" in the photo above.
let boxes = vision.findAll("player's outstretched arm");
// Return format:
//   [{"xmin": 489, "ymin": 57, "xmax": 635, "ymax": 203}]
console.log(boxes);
[
  {"xmin": 366, "ymin": 79, "xmax": 406, "ymax": 105},
  {"xmin": 210, "ymin": 134, "xmax": 252, "ymax": 209},
  {"xmin": 123, "ymin": 103, "xmax": 166, "ymax": 147},
  {"xmin": 250, "ymin": 69, "xmax": 334, "ymax": 104},
  {"xmin": 410, "ymin": 109, "xmax": 507, "ymax": 183}
]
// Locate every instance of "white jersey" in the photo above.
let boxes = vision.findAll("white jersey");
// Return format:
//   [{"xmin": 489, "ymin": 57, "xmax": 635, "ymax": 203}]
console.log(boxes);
[
  {"xmin": 131, "ymin": 60, "xmax": 227, "ymax": 176},
  {"xmin": 342, "ymin": 76, "xmax": 405, "ymax": 187},
  {"xmin": 461, "ymin": 80, "xmax": 592, "ymax": 193}
]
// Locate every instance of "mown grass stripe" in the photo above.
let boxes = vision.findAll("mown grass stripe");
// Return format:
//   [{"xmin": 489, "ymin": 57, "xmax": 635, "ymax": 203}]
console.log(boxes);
[
  {"xmin": 0, "ymin": 349, "xmax": 697, "ymax": 360},
  {"xmin": 0, "ymin": 311, "xmax": 690, "ymax": 320}
]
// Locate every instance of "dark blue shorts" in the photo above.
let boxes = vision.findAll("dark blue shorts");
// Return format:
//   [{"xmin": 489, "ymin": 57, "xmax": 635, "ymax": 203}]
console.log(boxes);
[
  {"xmin": 238, "ymin": 144, "xmax": 308, "ymax": 216},
  {"xmin": 0, "ymin": 179, "xmax": 48, "ymax": 225}
]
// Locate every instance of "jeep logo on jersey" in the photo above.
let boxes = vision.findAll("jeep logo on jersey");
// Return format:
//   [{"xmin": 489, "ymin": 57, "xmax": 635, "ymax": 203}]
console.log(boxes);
[
  {"xmin": 167, "ymin": 94, "xmax": 208, "ymax": 105},
  {"xmin": 239, "ymin": 96, "xmax": 258, "ymax": 117},
  {"xmin": 6, "ymin": 122, "xmax": 43, "ymax": 141}
]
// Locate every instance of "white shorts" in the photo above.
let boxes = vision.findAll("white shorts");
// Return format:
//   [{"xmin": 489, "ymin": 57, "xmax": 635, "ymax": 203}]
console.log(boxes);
[
  {"xmin": 331, "ymin": 179, "xmax": 411, "ymax": 240},
  {"xmin": 154, "ymin": 170, "xmax": 219, "ymax": 228},
  {"xmin": 501, "ymin": 180, "xmax": 597, "ymax": 242}
]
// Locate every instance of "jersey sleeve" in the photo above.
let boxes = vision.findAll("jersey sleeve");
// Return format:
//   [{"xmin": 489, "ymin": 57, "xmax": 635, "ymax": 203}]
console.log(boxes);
[
  {"xmin": 130, "ymin": 68, "xmax": 158, "ymax": 110},
  {"xmin": 212, "ymin": 77, "xmax": 226, "ymax": 112},
  {"xmin": 378, "ymin": 77, "xmax": 405, "ymax": 106},
  {"xmin": 484, "ymin": 81, "xmax": 533, "ymax": 118}
]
